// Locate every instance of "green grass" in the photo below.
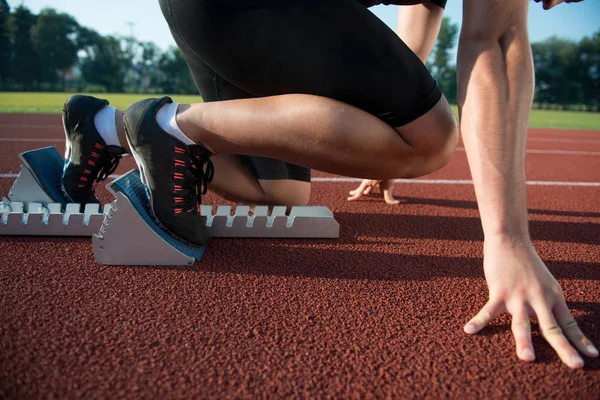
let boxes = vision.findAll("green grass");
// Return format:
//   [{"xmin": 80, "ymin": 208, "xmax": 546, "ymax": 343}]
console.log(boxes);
[
  {"xmin": 1, "ymin": 92, "xmax": 599, "ymax": 130},
  {"xmin": 448, "ymin": 105, "xmax": 600, "ymax": 130},
  {"xmin": 0, "ymin": 92, "xmax": 203, "ymax": 113}
]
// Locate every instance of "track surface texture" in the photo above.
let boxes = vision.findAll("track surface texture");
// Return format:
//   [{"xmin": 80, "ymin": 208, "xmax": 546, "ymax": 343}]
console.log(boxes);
[{"xmin": 1, "ymin": 113, "xmax": 599, "ymax": 399}]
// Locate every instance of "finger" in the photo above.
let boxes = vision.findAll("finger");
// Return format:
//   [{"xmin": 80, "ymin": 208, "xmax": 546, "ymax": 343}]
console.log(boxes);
[
  {"xmin": 464, "ymin": 300, "xmax": 503, "ymax": 334},
  {"xmin": 382, "ymin": 189, "xmax": 400, "ymax": 205},
  {"xmin": 348, "ymin": 182, "xmax": 368, "ymax": 201},
  {"xmin": 348, "ymin": 187, "xmax": 361, "ymax": 196},
  {"xmin": 511, "ymin": 306, "xmax": 535, "ymax": 362},
  {"xmin": 347, "ymin": 191, "xmax": 363, "ymax": 201},
  {"xmin": 554, "ymin": 300, "xmax": 599, "ymax": 358},
  {"xmin": 535, "ymin": 305, "xmax": 585, "ymax": 369},
  {"xmin": 379, "ymin": 180, "xmax": 399, "ymax": 205},
  {"xmin": 363, "ymin": 185, "xmax": 373, "ymax": 195}
]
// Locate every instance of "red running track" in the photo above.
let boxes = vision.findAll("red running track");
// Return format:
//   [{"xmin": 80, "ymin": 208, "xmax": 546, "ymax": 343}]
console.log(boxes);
[{"xmin": 0, "ymin": 113, "xmax": 599, "ymax": 399}]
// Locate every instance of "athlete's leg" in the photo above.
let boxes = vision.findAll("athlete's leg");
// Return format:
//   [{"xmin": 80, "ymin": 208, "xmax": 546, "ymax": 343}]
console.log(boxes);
[
  {"xmin": 209, "ymin": 154, "xmax": 311, "ymax": 208},
  {"xmin": 161, "ymin": 0, "xmax": 458, "ymax": 180},
  {"xmin": 176, "ymin": 94, "xmax": 456, "ymax": 180},
  {"xmin": 172, "ymin": 35, "xmax": 312, "ymax": 207}
]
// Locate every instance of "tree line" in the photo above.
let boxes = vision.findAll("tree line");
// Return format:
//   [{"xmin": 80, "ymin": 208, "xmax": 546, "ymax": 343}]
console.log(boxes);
[
  {"xmin": 426, "ymin": 18, "xmax": 599, "ymax": 112},
  {"xmin": 0, "ymin": 2, "xmax": 195, "ymax": 94},
  {"xmin": 0, "ymin": 2, "xmax": 598, "ymax": 111}
]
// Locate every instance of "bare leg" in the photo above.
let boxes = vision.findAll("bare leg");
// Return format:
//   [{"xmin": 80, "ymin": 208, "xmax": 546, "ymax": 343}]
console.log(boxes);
[
  {"xmin": 209, "ymin": 154, "xmax": 310, "ymax": 207},
  {"xmin": 116, "ymin": 108, "xmax": 309, "ymax": 207},
  {"xmin": 177, "ymin": 94, "xmax": 457, "ymax": 180}
]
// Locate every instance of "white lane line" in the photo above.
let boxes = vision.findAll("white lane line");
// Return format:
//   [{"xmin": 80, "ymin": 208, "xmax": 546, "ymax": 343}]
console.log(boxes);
[
  {"xmin": 455, "ymin": 147, "xmax": 600, "ymax": 156},
  {"xmin": 312, "ymin": 178, "xmax": 600, "ymax": 186},
  {"xmin": 525, "ymin": 149, "xmax": 600, "ymax": 156},
  {"xmin": 3, "ymin": 174, "xmax": 596, "ymax": 186},
  {"xmin": 528, "ymin": 138, "xmax": 600, "ymax": 144}
]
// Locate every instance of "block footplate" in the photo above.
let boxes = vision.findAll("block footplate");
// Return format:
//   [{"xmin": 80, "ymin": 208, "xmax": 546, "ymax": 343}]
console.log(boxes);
[{"xmin": 1, "ymin": 147, "xmax": 107, "ymax": 236}]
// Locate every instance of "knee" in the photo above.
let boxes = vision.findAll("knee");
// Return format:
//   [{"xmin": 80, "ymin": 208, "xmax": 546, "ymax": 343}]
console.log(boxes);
[
  {"xmin": 426, "ymin": 104, "xmax": 459, "ymax": 172},
  {"xmin": 402, "ymin": 97, "xmax": 458, "ymax": 178}
]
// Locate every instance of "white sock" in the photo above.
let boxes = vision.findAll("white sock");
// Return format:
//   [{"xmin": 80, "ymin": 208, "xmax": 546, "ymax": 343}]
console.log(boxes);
[
  {"xmin": 93, "ymin": 105, "xmax": 121, "ymax": 147},
  {"xmin": 156, "ymin": 102, "xmax": 194, "ymax": 145}
]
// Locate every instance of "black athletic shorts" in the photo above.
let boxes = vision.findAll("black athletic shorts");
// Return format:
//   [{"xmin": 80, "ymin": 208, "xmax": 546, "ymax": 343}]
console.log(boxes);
[{"xmin": 159, "ymin": 0, "xmax": 444, "ymax": 182}]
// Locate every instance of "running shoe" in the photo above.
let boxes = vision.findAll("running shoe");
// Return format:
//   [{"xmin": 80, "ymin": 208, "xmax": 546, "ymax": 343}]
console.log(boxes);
[
  {"xmin": 123, "ymin": 96, "xmax": 214, "ymax": 246},
  {"xmin": 61, "ymin": 95, "xmax": 125, "ymax": 205}
]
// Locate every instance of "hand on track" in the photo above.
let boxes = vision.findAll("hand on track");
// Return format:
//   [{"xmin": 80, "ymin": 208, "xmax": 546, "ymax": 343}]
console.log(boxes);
[
  {"xmin": 464, "ymin": 237, "xmax": 598, "ymax": 369},
  {"xmin": 347, "ymin": 179, "xmax": 399, "ymax": 205}
]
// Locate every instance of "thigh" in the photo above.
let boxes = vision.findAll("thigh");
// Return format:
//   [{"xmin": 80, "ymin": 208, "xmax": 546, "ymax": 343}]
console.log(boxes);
[
  {"xmin": 161, "ymin": 11, "xmax": 312, "ymax": 183},
  {"xmin": 160, "ymin": 0, "xmax": 442, "ymax": 127}
]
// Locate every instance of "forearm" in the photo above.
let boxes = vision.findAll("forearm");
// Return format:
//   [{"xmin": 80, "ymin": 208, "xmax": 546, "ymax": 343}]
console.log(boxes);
[{"xmin": 457, "ymin": 29, "xmax": 534, "ymax": 239}]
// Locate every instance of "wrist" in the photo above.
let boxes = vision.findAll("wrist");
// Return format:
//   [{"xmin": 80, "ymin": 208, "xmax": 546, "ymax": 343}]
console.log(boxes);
[
  {"xmin": 484, "ymin": 231, "xmax": 534, "ymax": 250},
  {"xmin": 482, "ymin": 218, "xmax": 530, "ymax": 244}
]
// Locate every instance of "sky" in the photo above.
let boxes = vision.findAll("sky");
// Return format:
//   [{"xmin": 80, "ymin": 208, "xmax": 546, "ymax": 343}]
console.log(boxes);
[{"xmin": 8, "ymin": 0, "xmax": 600, "ymax": 56}]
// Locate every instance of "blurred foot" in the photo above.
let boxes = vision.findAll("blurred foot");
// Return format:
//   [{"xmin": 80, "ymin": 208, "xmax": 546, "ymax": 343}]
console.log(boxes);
[{"xmin": 61, "ymin": 95, "xmax": 125, "ymax": 204}]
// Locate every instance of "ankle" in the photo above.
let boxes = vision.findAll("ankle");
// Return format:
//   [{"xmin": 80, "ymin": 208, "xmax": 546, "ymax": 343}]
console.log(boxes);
[{"xmin": 176, "ymin": 103, "xmax": 217, "ymax": 155}]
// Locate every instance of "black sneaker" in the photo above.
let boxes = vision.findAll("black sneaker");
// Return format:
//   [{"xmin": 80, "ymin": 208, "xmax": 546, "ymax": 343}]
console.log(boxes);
[
  {"xmin": 61, "ymin": 95, "xmax": 125, "ymax": 205},
  {"xmin": 123, "ymin": 97, "xmax": 214, "ymax": 246}
]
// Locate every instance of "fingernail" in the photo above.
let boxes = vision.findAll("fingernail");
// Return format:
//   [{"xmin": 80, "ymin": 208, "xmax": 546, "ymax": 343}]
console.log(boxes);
[
  {"xmin": 521, "ymin": 349, "xmax": 535, "ymax": 361},
  {"xmin": 571, "ymin": 355, "xmax": 584, "ymax": 368},
  {"xmin": 464, "ymin": 324, "xmax": 477, "ymax": 334},
  {"xmin": 588, "ymin": 345, "xmax": 599, "ymax": 357}
]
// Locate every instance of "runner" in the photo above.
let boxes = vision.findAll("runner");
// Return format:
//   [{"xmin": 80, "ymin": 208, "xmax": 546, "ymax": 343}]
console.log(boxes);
[{"xmin": 60, "ymin": 0, "xmax": 596, "ymax": 368}]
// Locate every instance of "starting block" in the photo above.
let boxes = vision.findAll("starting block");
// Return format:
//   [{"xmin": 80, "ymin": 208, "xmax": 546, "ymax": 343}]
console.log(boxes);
[
  {"xmin": 1, "ymin": 147, "xmax": 108, "ymax": 236},
  {"xmin": 2, "ymin": 147, "xmax": 339, "ymax": 266},
  {"xmin": 93, "ymin": 170, "xmax": 207, "ymax": 265},
  {"xmin": 93, "ymin": 169, "xmax": 339, "ymax": 265}
]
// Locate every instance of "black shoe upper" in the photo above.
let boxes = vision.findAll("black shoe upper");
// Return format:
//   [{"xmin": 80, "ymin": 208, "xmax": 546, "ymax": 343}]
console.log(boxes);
[
  {"xmin": 123, "ymin": 96, "xmax": 214, "ymax": 246},
  {"xmin": 61, "ymin": 95, "xmax": 124, "ymax": 205}
]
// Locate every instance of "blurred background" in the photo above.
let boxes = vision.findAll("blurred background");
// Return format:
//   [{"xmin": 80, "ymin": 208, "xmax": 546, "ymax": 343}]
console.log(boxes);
[{"xmin": 0, "ymin": 0, "xmax": 598, "ymax": 111}]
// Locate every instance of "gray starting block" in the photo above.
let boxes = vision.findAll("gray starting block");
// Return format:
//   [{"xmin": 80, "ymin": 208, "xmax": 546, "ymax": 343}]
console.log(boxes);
[
  {"xmin": 3, "ymin": 147, "xmax": 339, "ymax": 266},
  {"xmin": 93, "ymin": 170, "xmax": 339, "ymax": 265},
  {"xmin": 1, "ymin": 147, "xmax": 108, "ymax": 236},
  {"xmin": 93, "ymin": 170, "xmax": 206, "ymax": 265}
]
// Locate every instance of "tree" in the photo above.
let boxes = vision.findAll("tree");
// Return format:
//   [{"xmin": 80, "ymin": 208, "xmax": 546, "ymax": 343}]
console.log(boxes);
[
  {"xmin": 79, "ymin": 35, "xmax": 130, "ymax": 92},
  {"xmin": 126, "ymin": 40, "xmax": 162, "ymax": 92},
  {"xmin": 31, "ymin": 8, "xmax": 79, "ymax": 90},
  {"xmin": 9, "ymin": 5, "xmax": 39, "ymax": 90},
  {"xmin": 0, "ymin": 0, "xmax": 10, "ymax": 89},
  {"xmin": 532, "ymin": 37, "xmax": 582, "ymax": 107},
  {"xmin": 578, "ymin": 31, "xmax": 599, "ymax": 109},
  {"xmin": 428, "ymin": 17, "xmax": 458, "ymax": 104},
  {"xmin": 154, "ymin": 46, "xmax": 196, "ymax": 94}
]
